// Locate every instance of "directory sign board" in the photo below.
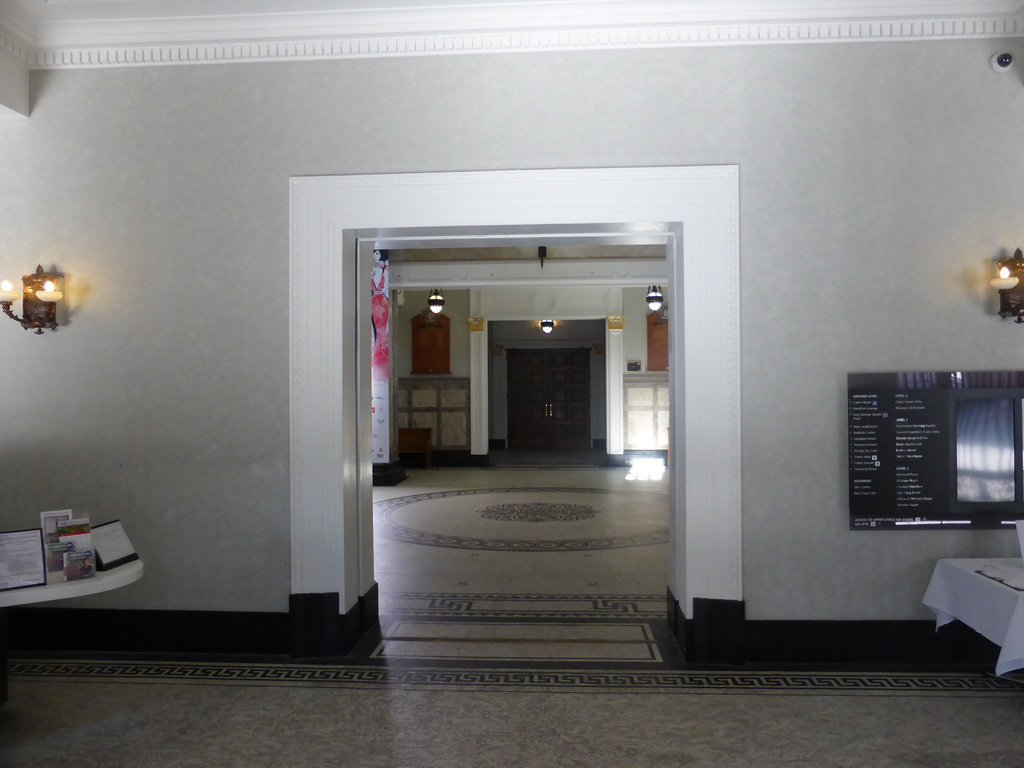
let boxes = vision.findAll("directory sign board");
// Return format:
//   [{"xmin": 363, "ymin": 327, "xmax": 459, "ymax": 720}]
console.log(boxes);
[{"xmin": 849, "ymin": 371, "xmax": 1024, "ymax": 530}]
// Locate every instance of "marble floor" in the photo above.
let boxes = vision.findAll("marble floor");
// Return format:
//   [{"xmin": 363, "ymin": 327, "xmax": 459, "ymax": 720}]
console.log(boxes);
[
  {"xmin": 5, "ymin": 465, "xmax": 1024, "ymax": 766},
  {"xmin": 367, "ymin": 464, "xmax": 674, "ymax": 667}
]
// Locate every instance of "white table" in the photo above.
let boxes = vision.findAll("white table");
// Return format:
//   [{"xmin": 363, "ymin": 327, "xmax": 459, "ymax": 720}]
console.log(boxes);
[
  {"xmin": 0, "ymin": 559, "xmax": 143, "ymax": 706},
  {"xmin": 0, "ymin": 559, "xmax": 143, "ymax": 608},
  {"xmin": 922, "ymin": 557, "xmax": 1024, "ymax": 676}
]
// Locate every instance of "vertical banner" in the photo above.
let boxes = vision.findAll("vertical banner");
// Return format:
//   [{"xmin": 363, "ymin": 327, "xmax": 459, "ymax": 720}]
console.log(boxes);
[{"xmin": 370, "ymin": 249, "xmax": 390, "ymax": 462}]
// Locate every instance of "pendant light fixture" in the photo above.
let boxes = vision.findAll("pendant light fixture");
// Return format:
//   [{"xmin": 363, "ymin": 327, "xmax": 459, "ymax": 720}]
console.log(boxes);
[
  {"xmin": 427, "ymin": 288, "xmax": 445, "ymax": 314},
  {"xmin": 646, "ymin": 285, "xmax": 664, "ymax": 311}
]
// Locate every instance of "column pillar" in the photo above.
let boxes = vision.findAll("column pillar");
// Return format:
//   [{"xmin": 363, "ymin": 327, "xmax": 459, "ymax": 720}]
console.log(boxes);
[
  {"xmin": 606, "ymin": 315, "xmax": 625, "ymax": 457},
  {"xmin": 468, "ymin": 317, "xmax": 489, "ymax": 456}
]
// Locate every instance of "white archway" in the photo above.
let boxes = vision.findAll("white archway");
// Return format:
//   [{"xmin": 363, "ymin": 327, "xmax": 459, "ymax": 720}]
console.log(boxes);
[{"xmin": 289, "ymin": 166, "xmax": 741, "ymax": 625}]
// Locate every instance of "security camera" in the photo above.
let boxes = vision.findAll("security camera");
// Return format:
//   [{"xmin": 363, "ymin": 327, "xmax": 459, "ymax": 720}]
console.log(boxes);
[{"xmin": 991, "ymin": 52, "xmax": 1013, "ymax": 72}]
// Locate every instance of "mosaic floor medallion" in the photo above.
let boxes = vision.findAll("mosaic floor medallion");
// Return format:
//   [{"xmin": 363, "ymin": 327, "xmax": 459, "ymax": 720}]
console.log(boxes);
[
  {"xmin": 477, "ymin": 502, "xmax": 598, "ymax": 523},
  {"xmin": 376, "ymin": 487, "xmax": 668, "ymax": 551}
]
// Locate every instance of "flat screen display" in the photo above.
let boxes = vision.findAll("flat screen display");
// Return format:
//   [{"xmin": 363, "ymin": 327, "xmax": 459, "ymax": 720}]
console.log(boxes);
[{"xmin": 848, "ymin": 371, "xmax": 1024, "ymax": 530}]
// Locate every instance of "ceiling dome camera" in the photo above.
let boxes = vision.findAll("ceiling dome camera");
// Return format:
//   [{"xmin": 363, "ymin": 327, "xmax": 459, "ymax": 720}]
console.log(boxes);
[{"xmin": 991, "ymin": 52, "xmax": 1014, "ymax": 72}]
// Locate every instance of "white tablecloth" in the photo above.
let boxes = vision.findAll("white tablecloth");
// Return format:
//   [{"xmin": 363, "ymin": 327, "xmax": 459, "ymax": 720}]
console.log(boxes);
[{"xmin": 922, "ymin": 557, "xmax": 1024, "ymax": 676}]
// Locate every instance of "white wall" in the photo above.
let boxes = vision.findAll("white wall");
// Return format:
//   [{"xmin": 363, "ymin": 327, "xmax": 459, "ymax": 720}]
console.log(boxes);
[{"xmin": 1, "ymin": 38, "xmax": 1023, "ymax": 618}]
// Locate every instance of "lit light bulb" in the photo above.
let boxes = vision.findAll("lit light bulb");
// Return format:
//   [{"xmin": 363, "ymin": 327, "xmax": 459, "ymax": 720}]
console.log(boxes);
[
  {"xmin": 0, "ymin": 280, "xmax": 18, "ymax": 303},
  {"xmin": 992, "ymin": 266, "xmax": 1019, "ymax": 291},
  {"xmin": 646, "ymin": 285, "xmax": 664, "ymax": 311},
  {"xmin": 35, "ymin": 279, "xmax": 62, "ymax": 303}
]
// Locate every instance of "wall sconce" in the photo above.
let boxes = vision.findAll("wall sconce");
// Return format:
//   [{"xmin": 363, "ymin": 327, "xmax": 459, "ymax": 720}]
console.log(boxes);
[
  {"xmin": 991, "ymin": 249, "xmax": 1024, "ymax": 323},
  {"xmin": 646, "ymin": 285, "xmax": 664, "ymax": 311},
  {"xmin": 427, "ymin": 288, "xmax": 445, "ymax": 314},
  {"xmin": 540, "ymin": 319, "xmax": 554, "ymax": 334},
  {"xmin": 0, "ymin": 265, "xmax": 63, "ymax": 335}
]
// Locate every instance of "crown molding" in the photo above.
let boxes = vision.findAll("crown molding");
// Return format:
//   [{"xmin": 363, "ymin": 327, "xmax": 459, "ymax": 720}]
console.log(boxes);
[{"xmin": 1, "ymin": 1, "xmax": 1023, "ymax": 69}]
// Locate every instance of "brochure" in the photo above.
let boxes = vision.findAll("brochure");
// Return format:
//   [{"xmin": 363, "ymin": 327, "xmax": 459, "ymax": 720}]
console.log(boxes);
[
  {"xmin": 63, "ymin": 548, "xmax": 96, "ymax": 581},
  {"xmin": 40, "ymin": 509, "xmax": 74, "ymax": 577},
  {"xmin": 56, "ymin": 518, "xmax": 95, "ymax": 581},
  {"xmin": 57, "ymin": 518, "xmax": 93, "ymax": 556},
  {"xmin": 0, "ymin": 528, "xmax": 46, "ymax": 591}
]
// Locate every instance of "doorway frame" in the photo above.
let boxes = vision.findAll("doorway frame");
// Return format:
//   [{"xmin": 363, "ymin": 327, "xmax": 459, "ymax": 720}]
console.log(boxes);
[{"xmin": 289, "ymin": 166, "xmax": 740, "ymax": 620}]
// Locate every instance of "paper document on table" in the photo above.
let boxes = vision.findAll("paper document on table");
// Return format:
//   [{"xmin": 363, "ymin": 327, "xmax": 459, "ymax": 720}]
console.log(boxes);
[
  {"xmin": 0, "ymin": 529, "xmax": 45, "ymax": 590},
  {"xmin": 976, "ymin": 563, "xmax": 1024, "ymax": 591},
  {"xmin": 92, "ymin": 520, "xmax": 139, "ymax": 571}
]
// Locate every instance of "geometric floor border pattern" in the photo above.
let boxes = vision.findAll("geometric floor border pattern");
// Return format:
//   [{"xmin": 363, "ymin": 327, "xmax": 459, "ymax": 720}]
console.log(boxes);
[
  {"xmin": 10, "ymin": 660, "xmax": 1024, "ymax": 697},
  {"xmin": 381, "ymin": 593, "xmax": 668, "ymax": 620}
]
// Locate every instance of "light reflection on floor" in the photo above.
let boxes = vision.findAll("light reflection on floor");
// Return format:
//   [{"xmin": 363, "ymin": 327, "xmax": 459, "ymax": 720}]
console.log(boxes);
[{"xmin": 625, "ymin": 458, "xmax": 666, "ymax": 482}]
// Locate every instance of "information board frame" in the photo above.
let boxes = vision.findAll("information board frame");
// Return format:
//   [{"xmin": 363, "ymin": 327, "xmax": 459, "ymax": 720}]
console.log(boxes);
[{"xmin": 848, "ymin": 371, "xmax": 1024, "ymax": 530}]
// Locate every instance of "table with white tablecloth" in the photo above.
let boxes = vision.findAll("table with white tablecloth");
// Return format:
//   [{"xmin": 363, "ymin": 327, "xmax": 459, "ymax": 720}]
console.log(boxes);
[{"xmin": 922, "ymin": 557, "xmax": 1024, "ymax": 676}]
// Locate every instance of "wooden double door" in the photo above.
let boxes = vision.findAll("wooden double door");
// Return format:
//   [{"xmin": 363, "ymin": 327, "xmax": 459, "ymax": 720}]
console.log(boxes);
[{"xmin": 506, "ymin": 348, "xmax": 591, "ymax": 450}]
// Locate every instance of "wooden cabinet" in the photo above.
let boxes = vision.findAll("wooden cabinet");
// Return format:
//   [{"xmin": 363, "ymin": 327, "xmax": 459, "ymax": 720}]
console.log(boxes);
[
  {"xmin": 647, "ymin": 310, "xmax": 669, "ymax": 372},
  {"xmin": 411, "ymin": 312, "xmax": 451, "ymax": 374}
]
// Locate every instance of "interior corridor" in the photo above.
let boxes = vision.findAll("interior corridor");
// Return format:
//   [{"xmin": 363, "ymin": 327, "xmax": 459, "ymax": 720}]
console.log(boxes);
[{"xmin": 362, "ymin": 463, "xmax": 679, "ymax": 667}]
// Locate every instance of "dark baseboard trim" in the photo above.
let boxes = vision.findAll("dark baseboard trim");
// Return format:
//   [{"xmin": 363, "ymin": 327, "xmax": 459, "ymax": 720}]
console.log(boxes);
[
  {"xmin": 489, "ymin": 439, "xmax": 507, "ymax": 450},
  {"xmin": 662, "ymin": 590, "xmax": 996, "ymax": 667},
  {"xmin": 7, "ymin": 586, "xmax": 385, "ymax": 660},
  {"xmin": 744, "ymin": 619, "xmax": 1000, "ymax": 667},
  {"xmin": 372, "ymin": 459, "xmax": 407, "ymax": 486},
  {"xmin": 290, "ymin": 592, "xmax": 340, "ymax": 657},
  {"xmin": 359, "ymin": 582, "xmax": 379, "ymax": 631},
  {"xmin": 592, "ymin": 438, "xmax": 607, "ymax": 451},
  {"xmin": 292, "ymin": 588, "xmax": 382, "ymax": 658},
  {"xmin": 691, "ymin": 597, "xmax": 745, "ymax": 665},
  {"xmin": 5, "ymin": 599, "xmax": 1003, "ymax": 669},
  {"xmin": 9, "ymin": 605, "xmax": 291, "ymax": 656},
  {"xmin": 339, "ymin": 597, "xmax": 362, "ymax": 653},
  {"xmin": 1, "ymin": 608, "xmax": 8, "ymax": 706},
  {"xmin": 400, "ymin": 450, "xmax": 486, "ymax": 468},
  {"xmin": 665, "ymin": 587, "xmax": 686, "ymax": 658}
]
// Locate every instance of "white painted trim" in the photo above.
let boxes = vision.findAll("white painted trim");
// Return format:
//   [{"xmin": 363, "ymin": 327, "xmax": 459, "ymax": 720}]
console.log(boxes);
[
  {"xmin": 2, "ymin": 2, "xmax": 1022, "ymax": 69},
  {"xmin": 289, "ymin": 166, "xmax": 741, "ymax": 613},
  {"xmin": 475, "ymin": 285, "xmax": 629, "ymax": 321},
  {"xmin": 390, "ymin": 259, "xmax": 669, "ymax": 290}
]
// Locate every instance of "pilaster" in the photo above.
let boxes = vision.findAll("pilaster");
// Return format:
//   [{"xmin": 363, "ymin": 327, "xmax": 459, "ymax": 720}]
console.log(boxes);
[
  {"xmin": 605, "ymin": 315, "xmax": 625, "ymax": 456},
  {"xmin": 468, "ymin": 317, "xmax": 489, "ymax": 455}
]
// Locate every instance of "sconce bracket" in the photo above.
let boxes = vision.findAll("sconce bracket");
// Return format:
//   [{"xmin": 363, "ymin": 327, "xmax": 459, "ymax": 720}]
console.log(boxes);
[{"xmin": 2, "ymin": 265, "xmax": 60, "ymax": 334}]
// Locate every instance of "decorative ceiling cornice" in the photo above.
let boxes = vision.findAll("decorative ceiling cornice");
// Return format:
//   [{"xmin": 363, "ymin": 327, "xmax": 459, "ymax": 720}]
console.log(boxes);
[{"xmin": 1, "ymin": 1, "xmax": 1022, "ymax": 69}]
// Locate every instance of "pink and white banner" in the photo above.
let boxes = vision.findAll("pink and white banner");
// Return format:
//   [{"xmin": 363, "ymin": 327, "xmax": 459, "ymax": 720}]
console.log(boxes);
[{"xmin": 370, "ymin": 249, "xmax": 389, "ymax": 462}]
